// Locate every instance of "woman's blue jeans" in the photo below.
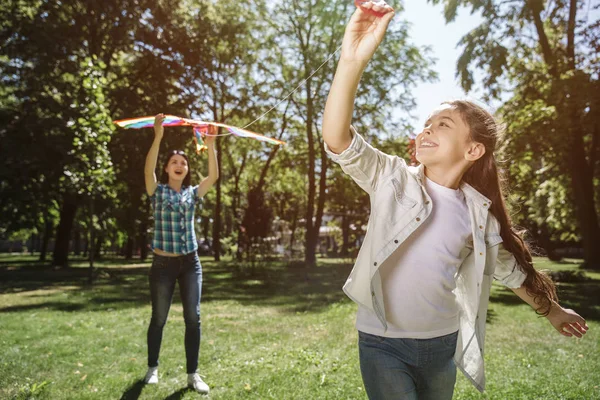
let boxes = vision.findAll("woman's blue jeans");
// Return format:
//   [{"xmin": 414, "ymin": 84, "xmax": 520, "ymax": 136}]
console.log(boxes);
[
  {"xmin": 358, "ymin": 330, "xmax": 458, "ymax": 400},
  {"xmin": 147, "ymin": 252, "xmax": 202, "ymax": 374}
]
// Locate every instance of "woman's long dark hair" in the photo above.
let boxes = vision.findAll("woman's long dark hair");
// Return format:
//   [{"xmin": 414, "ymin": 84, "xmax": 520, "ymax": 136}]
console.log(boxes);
[
  {"xmin": 160, "ymin": 150, "xmax": 192, "ymax": 187},
  {"xmin": 447, "ymin": 100, "xmax": 557, "ymax": 315}
]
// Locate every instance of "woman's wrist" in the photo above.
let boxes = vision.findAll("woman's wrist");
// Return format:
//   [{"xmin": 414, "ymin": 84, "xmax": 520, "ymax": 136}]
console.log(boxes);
[{"xmin": 336, "ymin": 57, "xmax": 369, "ymax": 74}]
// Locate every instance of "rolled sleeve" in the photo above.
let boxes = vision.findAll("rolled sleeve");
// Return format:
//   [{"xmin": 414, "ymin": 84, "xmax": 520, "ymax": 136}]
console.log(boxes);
[
  {"xmin": 493, "ymin": 246, "xmax": 527, "ymax": 288},
  {"xmin": 324, "ymin": 126, "xmax": 407, "ymax": 194},
  {"xmin": 324, "ymin": 126, "xmax": 364, "ymax": 163}
]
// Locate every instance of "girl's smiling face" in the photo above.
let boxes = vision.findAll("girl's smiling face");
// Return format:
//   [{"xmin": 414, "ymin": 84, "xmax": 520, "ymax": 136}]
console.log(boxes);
[
  {"xmin": 415, "ymin": 104, "xmax": 473, "ymax": 167},
  {"xmin": 165, "ymin": 154, "xmax": 189, "ymax": 182}
]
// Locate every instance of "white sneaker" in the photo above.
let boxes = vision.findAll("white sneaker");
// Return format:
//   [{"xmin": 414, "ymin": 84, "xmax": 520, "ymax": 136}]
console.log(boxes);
[
  {"xmin": 144, "ymin": 367, "xmax": 158, "ymax": 384},
  {"xmin": 187, "ymin": 373, "xmax": 209, "ymax": 394}
]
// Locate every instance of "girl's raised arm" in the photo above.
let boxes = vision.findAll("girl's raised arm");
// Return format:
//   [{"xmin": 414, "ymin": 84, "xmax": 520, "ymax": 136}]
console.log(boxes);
[
  {"xmin": 145, "ymin": 113, "xmax": 164, "ymax": 196},
  {"xmin": 322, "ymin": 1, "xmax": 394, "ymax": 154}
]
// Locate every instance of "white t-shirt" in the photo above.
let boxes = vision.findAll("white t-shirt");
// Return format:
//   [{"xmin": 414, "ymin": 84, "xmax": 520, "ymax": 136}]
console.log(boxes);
[{"xmin": 356, "ymin": 177, "xmax": 472, "ymax": 339}]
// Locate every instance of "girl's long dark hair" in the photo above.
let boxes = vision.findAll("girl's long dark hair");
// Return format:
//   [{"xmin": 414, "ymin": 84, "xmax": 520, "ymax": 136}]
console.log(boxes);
[
  {"xmin": 447, "ymin": 100, "xmax": 557, "ymax": 315},
  {"xmin": 160, "ymin": 150, "xmax": 192, "ymax": 187}
]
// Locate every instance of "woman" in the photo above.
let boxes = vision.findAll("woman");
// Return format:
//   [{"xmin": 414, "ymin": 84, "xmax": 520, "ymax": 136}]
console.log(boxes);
[{"xmin": 143, "ymin": 113, "xmax": 218, "ymax": 394}]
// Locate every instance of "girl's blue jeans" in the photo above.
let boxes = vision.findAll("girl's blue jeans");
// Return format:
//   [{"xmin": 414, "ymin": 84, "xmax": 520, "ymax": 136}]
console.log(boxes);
[
  {"xmin": 147, "ymin": 252, "xmax": 202, "ymax": 374},
  {"xmin": 358, "ymin": 330, "xmax": 458, "ymax": 400}
]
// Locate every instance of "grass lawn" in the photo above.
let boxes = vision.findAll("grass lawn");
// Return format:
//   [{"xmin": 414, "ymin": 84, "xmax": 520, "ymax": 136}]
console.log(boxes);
[{"xmin": 0, "ymin": 255, "xmax": 598, "ymax": 399}]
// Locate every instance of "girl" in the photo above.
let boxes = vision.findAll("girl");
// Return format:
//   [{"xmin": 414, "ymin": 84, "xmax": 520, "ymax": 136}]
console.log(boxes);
[
  {"xmin": 143, "ymin": 113, "xmax": 218, "ymax": 394},
  {"xmin": 322, "ymin": 2, "xmax": 588, "ymax": 399}
]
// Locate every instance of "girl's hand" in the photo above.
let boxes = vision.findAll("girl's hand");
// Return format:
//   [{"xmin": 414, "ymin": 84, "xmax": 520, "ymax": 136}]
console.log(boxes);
[
  {"xmin": 154, "ymin": 113, "xmax": 165, "ymax": 139},
  {"xmin": 204, "ymin": 125, "xmax": 217, "ymax": 146},
  {"xmin": 546, "ymin": 304, "xmax": 589, "ymax": 338},
  {"xmin": 341, "ymin": 0, "xmax": 395, "ymax": 64}
]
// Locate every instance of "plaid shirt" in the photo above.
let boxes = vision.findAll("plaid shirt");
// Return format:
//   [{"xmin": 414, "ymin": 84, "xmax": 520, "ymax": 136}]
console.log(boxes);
[{"xmin": 151, "ymin": 184, "xmax": 200, "ymax": 254}]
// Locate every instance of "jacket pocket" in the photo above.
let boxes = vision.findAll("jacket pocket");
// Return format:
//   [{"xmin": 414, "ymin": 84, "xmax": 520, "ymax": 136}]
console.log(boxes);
[
  {"xmin": 372, "ymin": 177, "xmax": 417, "ymax": 224},
  {"xmin": 390, "ymin": 177, "xmax": 417, "ymax": 209}
]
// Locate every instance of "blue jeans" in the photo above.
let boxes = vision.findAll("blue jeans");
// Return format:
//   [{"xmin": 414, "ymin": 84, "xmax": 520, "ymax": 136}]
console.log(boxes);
[
  {"xmin": 358, "ymin": 330, "xmax": 458, "ymax": 400},
  {"xmin": 147, "ymin": 252, "xmax": 202, "ymax": 374}
]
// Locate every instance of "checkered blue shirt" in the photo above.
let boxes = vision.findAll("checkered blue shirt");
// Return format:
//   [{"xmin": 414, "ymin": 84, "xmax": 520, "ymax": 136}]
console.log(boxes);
[{"xmin": 151, "ymin": 184, "xmax": 200, "ymax": 254}]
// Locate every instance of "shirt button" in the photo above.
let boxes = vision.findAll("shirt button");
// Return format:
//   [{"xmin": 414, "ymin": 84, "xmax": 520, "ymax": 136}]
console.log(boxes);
[
  {"xmin": 374, "ymin": 262, "xmax": 377, "ymax": 266},
  {"xmin": 394, "ymin": 240, "xmax": 398, "ymax": 244},
  {"xmin": 416, "ymin": 217, "xmax": 421, "ymax": 222},
  {"xmin": 371, "ymin": 291, "xmax": 375, "ymax": 296},
  {"xmin": 483, "ymin": 203, "xmax": 488, "ymax": 207},
  {"xmin": 425, "ymin": 200, "xmax": 430, "ymax": 205},
  {"xmin": 480, "ymin": 252, "xmax": 483, "ymax": 256},
  {"xmin": 479, "ymin": 225, "xmax": 483, "ymax": 229}
]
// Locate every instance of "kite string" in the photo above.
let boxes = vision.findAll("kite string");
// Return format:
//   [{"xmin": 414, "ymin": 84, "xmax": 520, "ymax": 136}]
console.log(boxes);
[{"xmin": 242, "ymin": 43, "xmax": 343, "ymax": 130}]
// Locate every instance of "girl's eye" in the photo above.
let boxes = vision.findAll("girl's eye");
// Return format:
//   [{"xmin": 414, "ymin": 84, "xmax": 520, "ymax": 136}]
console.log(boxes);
[{"xmin": 440, "ymin": 122, "xmax": 448, "ymax": 127}]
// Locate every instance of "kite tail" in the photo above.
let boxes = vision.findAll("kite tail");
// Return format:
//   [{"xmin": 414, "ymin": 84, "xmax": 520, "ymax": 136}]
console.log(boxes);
[{"xmin": 193, "ymin": 127, "xmax": 208, "ymax": 154}]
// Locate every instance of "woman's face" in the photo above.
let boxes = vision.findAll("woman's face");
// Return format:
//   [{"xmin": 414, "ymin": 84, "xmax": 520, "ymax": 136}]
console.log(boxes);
[{"xmin": 164, "ymin": 154, "xmax": 189, "ymax": 183}]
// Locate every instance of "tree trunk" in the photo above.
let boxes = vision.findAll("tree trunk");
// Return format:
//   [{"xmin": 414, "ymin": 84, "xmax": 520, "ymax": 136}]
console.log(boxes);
[
  {"xmin": 139, "ymin": 218, "xmax": 149, "ymax": 261},
  {"xmin": 213, "ymin": 129, "xmax": 223, "ymax": 261},
  {"xmin": 29, "ymin": 233, "xmax": 35, "ymax": 256},
  {"xmin": 566, "ymin": 129, "xmax": 600, "ymax": 269},
  {"xmin": 39, "ymin": 212, "xmax": 53, "ymax": 262},
  {"xmin": 532, "ymin": 0, "xmax": 600, "ymax": 268},
  {"xmin": 73, "ymin": 227, "xmax": 81, "ymax": 256},
  {"xmin": 94, "ymin": 234, "xmax": 103, "ymax": 259},
  {"xmin": 341, "ymin": 213, "xmax": 350, "ymax": 257},
  {"xmin": 314, "ymin": 139, "xmax": 329, "ymax": 256},
  {"xmin": 304, "ymin": 70, "xmax": 318, "ymax": 267},
  {"xmin": 236, "ymin": 224, "xmax": 244, "ymax": 261},
  {"xmin": 52, "ymin": 193, "xmax": 79, "ymax": 267},
  {"xmin": 125, "ymin": 236, "xmax": 134, "ymax": 259}
]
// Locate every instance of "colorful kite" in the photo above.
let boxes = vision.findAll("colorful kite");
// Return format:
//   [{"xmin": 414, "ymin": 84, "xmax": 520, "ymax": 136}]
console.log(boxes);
[{"xmin": 113, "ymin": 115, "xmax": 285, "ymax": 154}]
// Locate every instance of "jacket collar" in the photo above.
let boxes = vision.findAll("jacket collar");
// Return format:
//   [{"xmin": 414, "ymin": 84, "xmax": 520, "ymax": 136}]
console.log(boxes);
[{"xmin": 415, "ymin": 164, "xmax": 492, "ymax": 207}]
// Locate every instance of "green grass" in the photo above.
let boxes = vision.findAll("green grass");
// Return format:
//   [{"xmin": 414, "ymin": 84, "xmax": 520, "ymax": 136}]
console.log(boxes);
[{"xmin": 0, "ymin": 255, "xmax": 598, "ymax": 399}]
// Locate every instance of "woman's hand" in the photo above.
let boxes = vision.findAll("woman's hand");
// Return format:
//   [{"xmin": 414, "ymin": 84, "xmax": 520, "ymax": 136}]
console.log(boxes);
[
  {"xmin": 154, "ymin": 113, "xmax": 165, "ymax": 139},
  {"xmin": 341, "ymin": 0, "xmax": 395, "ymax": 64},
  {"xmin": 204, "ymin": 125, "xmax": 217, "ymax": 146},
  {"xmin": 546, "ymin": 304, "xmax": 589, "ymax": 338}
]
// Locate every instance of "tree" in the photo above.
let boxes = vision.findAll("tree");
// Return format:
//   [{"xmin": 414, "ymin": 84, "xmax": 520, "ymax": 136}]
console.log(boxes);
[
  {"xmin": 272, "ymin": 0, "xmax": 436, "ymax": 266},
  {"xmin": 431, "ymin": 0, "xmax": 600, "ymax": 268}
]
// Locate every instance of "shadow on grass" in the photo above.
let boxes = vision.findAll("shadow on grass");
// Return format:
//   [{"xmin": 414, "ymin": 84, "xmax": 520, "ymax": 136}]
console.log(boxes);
[
  {"xmin": 120, "ymin": 380, "xmax": 145, "ymax": 400},
  {"xmin": 118, "ymin": 378, "xmax": 200, "ymax": 399},
  {"xmin": 486, "ymin": 308, "xmax": 498, "ymax": 324},
  {"xmin": 489, "ymin": 279, "xmax": 600, "ymax": 322},
  {"xmin": 5, "ymin": 257, "xmax": 598, "ymax": 321},
  {"xmin": 164, "ymin": 388, "xmax": 194, "ymax": 399},
  {"xmin": 0, "ymin": 258, "xmax": 353, "ymax": 315}
]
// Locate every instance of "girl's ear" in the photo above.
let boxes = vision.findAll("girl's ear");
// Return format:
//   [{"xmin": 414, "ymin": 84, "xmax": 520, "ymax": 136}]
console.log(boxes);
[{"xmin": 465, "ymin": 142, "xmax": 486, "ymax": 162}]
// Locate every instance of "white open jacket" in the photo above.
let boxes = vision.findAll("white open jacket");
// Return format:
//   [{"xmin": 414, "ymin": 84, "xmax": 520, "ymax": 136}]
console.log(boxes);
[{"xmin": 325, "ymin": 128, "xmax": 526, "ymax": 392}]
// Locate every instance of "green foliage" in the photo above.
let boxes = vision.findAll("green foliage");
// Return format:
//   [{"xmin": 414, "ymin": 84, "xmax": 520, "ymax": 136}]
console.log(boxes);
[
  {"xmin": 431, "ymin": 0, "xmax": 600, "ymax": 263},
  {"xmin": 0, "ymin": 0, "xmax": 436, "ymax": 263},
  {"xmin": 63, "ymin": 58, "xmax": 115, "ymax": 197}
]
